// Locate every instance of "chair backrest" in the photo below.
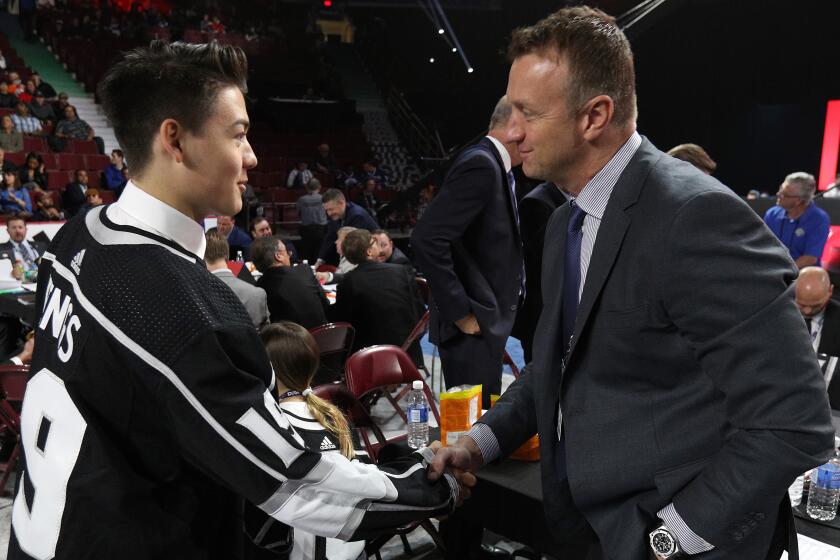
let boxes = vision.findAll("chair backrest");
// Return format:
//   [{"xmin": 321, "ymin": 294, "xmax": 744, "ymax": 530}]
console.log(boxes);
[
  {"xmin": 309, "ymin": 322, "xmax": 355, "ymax": 356},
  {"xmin": 312, "ymin": 381, "xmax": 388, "ymax": 461},
  {"xmin": 0, "ymin": 365, "xmax": 29, "ymax": 402},
  {"xmin": 345, "ymin": 345, "xmax": 440, "ymax": 423},
  {"xmin": 401, "ymin": 310, "xmax": 429, "ymax": 353},
  {"xmin": 316, "ymin": 264, "xmax": 336, "ymax": 273},
  {"xmin": 414, "ymin": 277, "xmax": 430, "ymax": 306}
]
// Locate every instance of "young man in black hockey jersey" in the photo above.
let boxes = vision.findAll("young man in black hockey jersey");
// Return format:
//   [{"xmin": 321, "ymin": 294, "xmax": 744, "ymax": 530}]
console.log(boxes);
[{"xmin": 8, "ymin": 41, "xmax": 466, "ymax": 560}]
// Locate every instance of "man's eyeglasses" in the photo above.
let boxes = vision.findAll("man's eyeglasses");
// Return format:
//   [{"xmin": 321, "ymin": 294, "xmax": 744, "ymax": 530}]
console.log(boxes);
[{"xmin": 777, "ymin": 191, "xmax": 805, "ymax": 200}]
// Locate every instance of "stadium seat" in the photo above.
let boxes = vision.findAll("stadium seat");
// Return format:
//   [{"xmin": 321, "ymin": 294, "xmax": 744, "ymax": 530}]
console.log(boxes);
[
  {"xmin": 22, "ymin": 137, "xmax": 46, "ymax": 153},
  {"xmin": 58, "ymin": 153, "xmax": 85, "ymax": 171},
  {"xmin": 68, "ymin": 139, "xmax": 97, "ymax": 154},
  {"xmin": 4, "ymin": 152, "xmax": 25, "ymax": 167},
  {"xmin": 85, "ymin": 154, "xmax": 110, "ymax": 171},
  {"xmin": 0, "ymin": 364, "xmax": 28, "ymax": 497}
]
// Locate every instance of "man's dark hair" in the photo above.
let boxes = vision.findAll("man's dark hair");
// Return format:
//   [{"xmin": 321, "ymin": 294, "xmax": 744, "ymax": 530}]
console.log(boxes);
[
  {"xmin": 98, "ymin": 40, "xmax": 249, "ymax": 174},
  {"xmin": 112, "ymin": 148, "xmax": 124, "ymax": 159},
  {"xmin": 251, "ymin": 235, "xmax": 282, "ymax": 273},
  {"xmin": 204, "ymin": 231, "xmax": 230, "ymax": 263},
  {"xmin": 342, "ymin": 229, "xmax": 373, "ymax": 265},
  {"xmin": 6, "ymin": 216, "xmax": 25, "ymax": 227},
  {"xmin": 372, "ymin": 229, "xmax": 389, "ymax": 239},
  {"xmin": 75, "ymin": 169, "xmax": 87, "ymax": 180},
  {"xmin": 249, "ymin": 216, "xmax": 269, "ymax": 233},
  {"xmin": 322, "ymin": 188, "xmax": 345, "ymax": 204},
  {"xmin": 508, "ymin": 6, "xmax": 636, "ymax": 126}
]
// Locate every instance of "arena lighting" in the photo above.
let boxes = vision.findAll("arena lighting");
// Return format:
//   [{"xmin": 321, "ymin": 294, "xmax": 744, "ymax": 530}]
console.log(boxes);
[
  {"xmin": 429, "ymin": 57, "xmax": 435, "ymax": 63},
  {"xmin": 467, "ymin": 67, "xmax": 474, "ymax": 73},
  {"xmin": 323, "ymin": 0, "xmax": 332, "ymax": 6},
  {"xmin": 438, "ymin": 28, "xmax": 445, "ymax": 34},
  {"xmin": 452, "ymin": 47, "xmax": 457, "ymax": 53}
]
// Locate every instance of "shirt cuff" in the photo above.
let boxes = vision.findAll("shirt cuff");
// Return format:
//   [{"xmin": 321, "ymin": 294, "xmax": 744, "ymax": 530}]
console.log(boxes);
[
  {"xmin": 657, "ymin": 503, "xmax": 714, "ymax": 554},
  {"xmin": 9, "ymin": 356, "xmax": 22, "ymax": 366},
  {"xmin": 466, "ymin": 422, "xmax": 501, "ymax": 464}
]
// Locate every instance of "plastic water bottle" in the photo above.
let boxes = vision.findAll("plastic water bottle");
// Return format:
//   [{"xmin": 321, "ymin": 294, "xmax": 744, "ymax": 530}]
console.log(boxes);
[
  {"xmin": 806, "ymin": 440, "xmax": 840, "ymax": 521},
  {"xmin": 406, "ymin": 380, "xmax": 429, "ymax": 449},
  {"xmin": 788, "ymin": 474, "xmax": 805, "ymax": 507}
]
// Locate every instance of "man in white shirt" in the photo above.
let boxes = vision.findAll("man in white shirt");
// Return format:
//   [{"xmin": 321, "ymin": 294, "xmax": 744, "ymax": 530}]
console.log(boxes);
[{"xmin": 0, "ymin": 217, "xmax": 45, "ymax": 274}]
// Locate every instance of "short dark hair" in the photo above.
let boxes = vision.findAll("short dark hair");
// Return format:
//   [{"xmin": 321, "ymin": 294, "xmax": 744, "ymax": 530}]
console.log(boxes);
[
  {"xmin": 342, "ymin": 229, "xmax": 372, "ymax": 265},
  {"xmin": 204, "ymin": 231, "xmax": 230, "ymax": 262},
  {"xmin": 98, "ymin": 40, "xmax": 249, "ymax": 174},
  {"xmin": 249, "ymin": 216, "xmax": 269, "ymax": 233},
  {"xmin": 322, "ymin": 188, "xmax": 345, "ymax": 204},
  {"xmin": 111, "ymin": 148, "xmax": 124, "ymax": 159},
  {"xmin": 6, "ymin": 216, "xmax": 25, "ymax": 227},
  {"xmin": 508, "ymin": 6, "xmax": 636, "ymax": 125},
  {"xmin": 372, "ymin": 229, "xmax": 389, "ymax": 238},
  {"xmin": 251, "ymin": 235, "xmax": 281, "ymax": 272}
]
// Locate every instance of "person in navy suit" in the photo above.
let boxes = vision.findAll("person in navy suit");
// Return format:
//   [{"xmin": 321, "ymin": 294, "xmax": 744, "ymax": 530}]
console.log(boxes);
[
  {"xmin": 316, "ymin": 188, "xmax": 378, "ymax": 267},
  {"xmin": 411, "ymin": 96, "xmax": 523, "ymax": 408},
  {"xmin": 430, "ymin": 7, "xmax": 833, "ymax": 560}
]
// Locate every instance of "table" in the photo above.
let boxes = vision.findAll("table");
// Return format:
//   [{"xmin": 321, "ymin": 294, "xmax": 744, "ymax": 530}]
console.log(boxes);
[{"xmin": 443, "ymin": 412, "xmax": 840, "ymax": 557}]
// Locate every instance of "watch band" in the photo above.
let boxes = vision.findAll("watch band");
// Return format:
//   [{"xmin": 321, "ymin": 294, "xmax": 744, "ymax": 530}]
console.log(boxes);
[{"xmin": 649, "ymin": 523, "xmax": 683, "ymax": 558}]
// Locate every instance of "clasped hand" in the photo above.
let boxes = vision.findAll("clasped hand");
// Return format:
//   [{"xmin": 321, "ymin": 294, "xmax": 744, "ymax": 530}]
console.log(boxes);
[{"xmin": 426, "ymin": 440, "xmax": 478, "ymax": 508}]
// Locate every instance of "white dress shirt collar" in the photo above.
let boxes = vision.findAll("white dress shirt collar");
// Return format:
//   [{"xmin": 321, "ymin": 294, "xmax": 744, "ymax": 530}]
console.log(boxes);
[
  {"xmin": 485, "ymin": 135, "xmax": 512, "ymax": 173},
  {"xmin": 573, "ymin": 131, "xmax": 642, "ymax": 220},
  {"xmin": 108, "ymin": 180, "xmax": 207, "ymax": 259}
]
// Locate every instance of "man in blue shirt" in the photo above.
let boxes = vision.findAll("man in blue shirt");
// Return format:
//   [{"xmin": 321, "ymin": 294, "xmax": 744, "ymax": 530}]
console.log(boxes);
[{"xmin": 763, "ymin": 171, "xmax": 830, "ymax": 268}]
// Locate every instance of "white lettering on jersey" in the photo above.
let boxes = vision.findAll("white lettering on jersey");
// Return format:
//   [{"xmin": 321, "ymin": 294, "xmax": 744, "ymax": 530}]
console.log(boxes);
[
  {"xmin": 12, "ymin": 368, "xmax": 87, "ymax": 560},
  {"xmin": 39, "ymin": 276, "xmax": 82, "ymax": 363}
]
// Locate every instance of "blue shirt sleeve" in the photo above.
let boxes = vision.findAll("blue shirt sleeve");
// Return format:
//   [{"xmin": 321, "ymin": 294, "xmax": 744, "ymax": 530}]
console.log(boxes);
[
  {"xmin": 21, "ymin": 189, "xmax": 31, "ymax": 213},
  {"xmin": 802, "ymin": 210, "xmax": 831, "ymax": 259}
]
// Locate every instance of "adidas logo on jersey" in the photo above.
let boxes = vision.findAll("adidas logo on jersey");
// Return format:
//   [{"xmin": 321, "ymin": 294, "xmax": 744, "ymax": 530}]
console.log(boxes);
[
  {"xmin": 320, "ymin": 436, "xmax": 336, "ymax": 451},
  {"xmin": 70, "ymin": 249, "xmax": 85, "ymax": 275}
]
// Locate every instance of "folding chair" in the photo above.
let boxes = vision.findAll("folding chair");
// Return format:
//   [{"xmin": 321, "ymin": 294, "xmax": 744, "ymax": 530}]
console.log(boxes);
[
  {"xmin": 345, "ymin": 344, "xmax": 440, "ymax": 430},
  {"xmin": 0, "ymin": 364, "xmax": 28, "ymax": 496},
  {"xmin": 308, "ymin": 322, "xmax": 355, "ymax": 384},
  {"xmin": 312, "ymin": 381, "xmax": 446, "ymax": 559}
]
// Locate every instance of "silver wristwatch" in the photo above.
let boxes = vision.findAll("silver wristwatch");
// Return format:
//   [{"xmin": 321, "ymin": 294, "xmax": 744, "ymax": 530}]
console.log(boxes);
[{"xmin": 649, "ymin": 523, "xmax": 682, "ymax": 558}]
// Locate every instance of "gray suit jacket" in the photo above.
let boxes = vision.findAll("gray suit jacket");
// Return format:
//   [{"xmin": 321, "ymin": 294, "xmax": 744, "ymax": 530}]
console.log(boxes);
[
  {"xmin": 211, "ymin": 269, "xmax": 269, "ymax": 329},
  {"xmin": 479, "ymin": 138, "xmax": 835, "ymax": 559}
]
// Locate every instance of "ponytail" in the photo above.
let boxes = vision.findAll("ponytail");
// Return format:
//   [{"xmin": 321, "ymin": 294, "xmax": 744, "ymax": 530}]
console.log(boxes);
[{"xmin": 304, "ymin": 392, "xmax": 355, "ymax": 460}]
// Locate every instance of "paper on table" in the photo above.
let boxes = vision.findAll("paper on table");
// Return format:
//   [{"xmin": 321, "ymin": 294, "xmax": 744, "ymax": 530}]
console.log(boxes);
[
  {"xmin": 780, "ymin": 533, "xmax": 840, "ymax": 560},
  {"xmin": 0, "ymin": 259, "xmax": 20, "ymax": 290}
]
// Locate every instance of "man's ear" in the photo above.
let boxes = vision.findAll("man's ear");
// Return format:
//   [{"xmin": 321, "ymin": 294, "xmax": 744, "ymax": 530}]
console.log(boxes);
[
  {"xmin": 159, "ymin": 118, "xmax": 184, "ymax": 164},
  {"xmin": 580, "ymin": 94, "xmax": 615, "ymax": 142}
]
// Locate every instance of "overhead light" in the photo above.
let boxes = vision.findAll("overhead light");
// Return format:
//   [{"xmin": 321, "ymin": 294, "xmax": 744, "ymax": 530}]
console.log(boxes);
[
  {"xmin": 452, "ymin": 47, "xmax": 457, "ymax": 53},
  {"xmin": 467, "ymin": 67, "xmax": 474, "ymax": 73},
  {"xmin": 429, "ymin": 57, "xmax": 435, "ymax": 63},
  {"xmin": 323, "ymin": 0, "xmax": 332, "ymax": 6},
  {"xmin": 438, "ymin": 28, "xmax": 445, "ymax": 35}
]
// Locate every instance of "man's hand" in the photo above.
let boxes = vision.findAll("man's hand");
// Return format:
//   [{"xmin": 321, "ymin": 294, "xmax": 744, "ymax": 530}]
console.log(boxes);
[
  {"xmin": 428, "ymin": 441, "xmax": 478, "ymax": 507},
  {"xmin": 455, "ymin": 313, "xmax": 480, "ymax": 335}
]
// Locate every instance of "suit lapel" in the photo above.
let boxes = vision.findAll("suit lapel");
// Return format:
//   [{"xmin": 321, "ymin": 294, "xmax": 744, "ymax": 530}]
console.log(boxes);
[{"xmin": 564, "ymin": 139, "xmax": 660, "ymax": 364}]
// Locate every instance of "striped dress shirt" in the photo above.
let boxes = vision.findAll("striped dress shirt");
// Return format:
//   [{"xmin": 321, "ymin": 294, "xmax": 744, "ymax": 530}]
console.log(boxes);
[{"xmin": 468, "ymin": 131, "xmax": 714, "ymax": 554}]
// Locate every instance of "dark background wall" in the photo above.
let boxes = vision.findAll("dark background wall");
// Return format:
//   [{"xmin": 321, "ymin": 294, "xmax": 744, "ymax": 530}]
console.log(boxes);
[{"xmin": 346, "ymin": 0, "xmax": 840, "ymax": 194}]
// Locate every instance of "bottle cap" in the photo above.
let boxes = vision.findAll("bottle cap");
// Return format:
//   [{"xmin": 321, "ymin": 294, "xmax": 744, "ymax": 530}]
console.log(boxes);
[{"xmin": 412, "ymin": 380, "xmax": 423, "ymax": 390}]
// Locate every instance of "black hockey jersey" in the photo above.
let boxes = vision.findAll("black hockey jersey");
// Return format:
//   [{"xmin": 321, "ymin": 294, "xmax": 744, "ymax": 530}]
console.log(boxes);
[{"xmin": 8, "ymin": 204, "xmax": 457, "ymax": 560}]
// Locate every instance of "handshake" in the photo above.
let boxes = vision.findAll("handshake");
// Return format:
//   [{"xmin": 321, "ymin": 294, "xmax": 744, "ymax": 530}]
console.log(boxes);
[{"xmin": 426, "ymin": 437, "xmax": 484, "ymax": 507}]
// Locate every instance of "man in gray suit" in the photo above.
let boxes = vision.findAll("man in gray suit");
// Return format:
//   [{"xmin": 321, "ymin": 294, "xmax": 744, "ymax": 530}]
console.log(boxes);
[
  {"xmin": 205, "ymin": 231, "xmax": 269, "ymax": 329},
  {"xmin": 430, "ymin": 7, "xmax": 834, "ymax": 560}
]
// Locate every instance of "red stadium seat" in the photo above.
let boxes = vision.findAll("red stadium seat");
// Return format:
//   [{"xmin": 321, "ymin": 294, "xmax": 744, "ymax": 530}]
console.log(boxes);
[
  {"xmin": 39, "ymin": 153, "xmax": 58, "ymax": 169},
  {"xmin": 47, "ymin": 171, "xmax": 70, "ymax": 191},
  {"xmin": 86, "ymin": 174, "xmax": 100, "ymax": 189},
  {"xmin": 99, "ymin": 190, "xmax": 115, "ymax": 204},
  {"xmin": 4, "ymin": 152, "xmax": 25, "ymax": 167},
  {"xmin": 84, "ymin": 154, "xmax": 110, "ymax": 171},
  {"xmin": 68, "ymin": 139, "xmax": 97, "ymax": 154},
  {"xmin": 22, "ymin": 137, "xmax": 46, "ymax": 153},
  {"xmin": 57, "ymin": 153, "xmax": 85, "ymax": 171}
]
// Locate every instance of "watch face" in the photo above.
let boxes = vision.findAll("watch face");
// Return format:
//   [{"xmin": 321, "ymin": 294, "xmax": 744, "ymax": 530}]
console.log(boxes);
[{"xmin": 652, "ymin": 531, "xmax": 676, "ymax": 556}]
